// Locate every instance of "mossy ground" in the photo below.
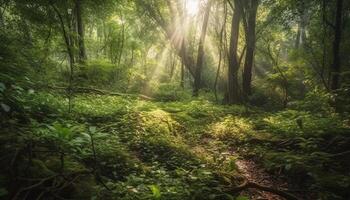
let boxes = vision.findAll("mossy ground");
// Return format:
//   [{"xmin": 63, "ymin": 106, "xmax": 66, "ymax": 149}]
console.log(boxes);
[{"xmin": 1, "ymin": 92, "xmax": 349, "ymax": 199}]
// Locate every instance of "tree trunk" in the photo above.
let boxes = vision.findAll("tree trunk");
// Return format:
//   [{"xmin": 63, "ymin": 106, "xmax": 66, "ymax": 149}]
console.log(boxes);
[
  {"xmin": 295, "ymin": 24, "xmax": 301, "ymax": 48},
  {"xmin": 330, "ymin": 0, "xmax": 343, "ymax": 90},
  {"xmin": 214, "ymin": 2, "xmax": 227, "ymax": 102},
  {"xmin": 75, "ymin": 0, "xmax": 87, "ymax": 63},
  {"xmin": 181, "ymin": 60, "xmax": 185, "ymax": 89},
  {"xmin": 169, "ymin": 52, "xmax": 176, "ymax": 79},
  {"xmin": 193, "ymin": 0, "xmax": 212, "ymax": 96},
  {"xmin": 227, "ymin": 0, "xmax": 242, "ymax": 104},
  {"xmin": 295, "ymin": 6, "xmax": 308, "ymax": 49},
  {"xmin": 117, "ymin": 23, "xmax": 125, "ymax": 68},
  {"xmin": 51, "ymin": 4, "xmax": 75, "ymax": 112},
  {"xmin": 181, "ymin": 39, "xmax": 185, "ymax": 89},
  {"xmin": 242, "ymin": 0, "xmax": 259, "ymax": 98}
]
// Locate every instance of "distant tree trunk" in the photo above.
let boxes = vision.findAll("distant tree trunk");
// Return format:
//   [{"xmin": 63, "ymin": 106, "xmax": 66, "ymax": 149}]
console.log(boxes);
[
  {"xmin": 242, "ymin": 0, "xmax": 259, "ymax": 98},
  {"xmin": 169, "ymin": 52, "xmax": 176, "ymax": 79},
  {"xmin": 227, "ymin": 0, "xmax": 242, "ymax": 104},
  {"xmin": 295, "ymin": 24, "xmax": 301, "ymax": 48},
  {"xmin": 75, "ymin": 0, "xmax": 87, "ymax": 63},
  {"xmin": 117, "ymin": 23, "xmax": 125, "ymax": 68},
  {"xmin": 180, "ymin": 39, "xmax": 185, "ymax": 89},
  {"xmin": 181, "ymin": 60, "xmax": 185, "ymax": 89},
  {"xmin": 51, "ymin": 4, "xmax": 75, "ymax": 112},
  {"xmin": 214, "ymin": 1, "xmax": 227, "ymax": 103},
  {"xmin": 295, "ymin": 6, "xmax": 308, "ymax": 49},
  {"xmin": 330, "ymin": 0, "xmax": 343, "ymax": 90},
  {"xmin": 193, "ymin": 0, "xmax": 212, "ymax": 96}
]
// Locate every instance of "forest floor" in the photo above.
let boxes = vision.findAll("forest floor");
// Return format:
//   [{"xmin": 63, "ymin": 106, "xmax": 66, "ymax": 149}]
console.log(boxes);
[{"xmin": 1, "ymin": 92, "xmax": 349, "ymax": 199}]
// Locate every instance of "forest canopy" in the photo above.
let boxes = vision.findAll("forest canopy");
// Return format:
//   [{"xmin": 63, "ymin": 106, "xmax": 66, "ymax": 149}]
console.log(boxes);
[{"xmin": 0, "ymin": 0, "xmax": 350, "ymax": 199}]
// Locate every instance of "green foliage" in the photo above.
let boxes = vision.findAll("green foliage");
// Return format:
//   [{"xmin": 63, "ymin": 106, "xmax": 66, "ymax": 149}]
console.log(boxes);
[
  {"xmin": 2, "ymin": 0, "xmax": 350, "ymax": 199},
  {"xmin": 210, "ymin": 116, "xmax": 254, "ymax": 142},
  {"xmin": 72, "ymin": 95, "xmax": 132, "ymax": 117},
  {"xmin": 263, "ymin": 109, "xmax": 345, "ymax": 136},
  {"xmin": 153, "ymin": 83, "xmax": 191, "ymax": 102},
  {"xmin": 291, "ymin": 89, "xmax": 334, "ymax": 113}
]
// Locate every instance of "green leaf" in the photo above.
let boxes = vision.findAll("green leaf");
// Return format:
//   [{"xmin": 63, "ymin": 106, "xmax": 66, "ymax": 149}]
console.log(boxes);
[
  {"xmin": 89, "ymin": 126, "xmax": 97, "ymax": 133},
  {"xmin": 149, "ymin": 184, "xmax": 161, "ymax": 199},
  {"xmin": 1, "ymin": 103, "xmax": 10, "ymax": 112},
  {"xmin": 0, "ymin": 82, "xmax": 5, "ymax": 92},
  {"xmin": 236, "ymin": 196, "xmax": 249, "ymax": 200},
  {"xmin": 28, "ymin": 89, "xmax": 35, "ymax": 94}
]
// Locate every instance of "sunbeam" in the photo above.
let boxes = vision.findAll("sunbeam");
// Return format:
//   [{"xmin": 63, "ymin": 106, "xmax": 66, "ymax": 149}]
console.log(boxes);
[{"xmin": 185, "ymin": 0, "xmax": 200, "ymax": 16}]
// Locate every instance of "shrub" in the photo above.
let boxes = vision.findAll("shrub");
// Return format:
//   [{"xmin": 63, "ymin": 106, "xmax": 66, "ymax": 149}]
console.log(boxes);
[{"xmin": 153, "ymin": 83, "xmax": 191, "ymax": 102}]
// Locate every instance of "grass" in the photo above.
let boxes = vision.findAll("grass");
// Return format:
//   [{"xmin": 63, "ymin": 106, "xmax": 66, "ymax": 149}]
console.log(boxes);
[{"xmin": 1, "ymin": 92, "xmax": 349, "ymax": 199}]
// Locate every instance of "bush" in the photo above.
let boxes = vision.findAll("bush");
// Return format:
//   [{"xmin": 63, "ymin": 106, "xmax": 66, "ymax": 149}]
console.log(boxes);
[
  {"xmin": 290, "ymin": 89, "xmax": 334, "ymax": 114},
  {"xmin": 153, "ymin": 83, "xmax": 191, "ymax": 102}
]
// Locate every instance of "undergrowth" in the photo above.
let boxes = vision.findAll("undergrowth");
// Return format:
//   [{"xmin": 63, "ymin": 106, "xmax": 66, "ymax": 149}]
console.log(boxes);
[{"xmin": 1, "ymin": 89, "xmax": 349, "ymax": 199}]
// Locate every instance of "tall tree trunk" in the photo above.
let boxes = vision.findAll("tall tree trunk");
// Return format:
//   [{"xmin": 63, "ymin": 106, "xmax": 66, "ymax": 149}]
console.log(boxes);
[
  {"xmin": 295, "ymin": 24, "xmax": 301, "ymax": 48},
  {"xmin": 330, "ymin": 0, "xmax": 343, "ymax": 90},
  {"xmin": 181, "ymin": 60, "xmax": 185, "ymax": 89},
  {"xmin": 51, "ymin": 4, "xmax": 75, "ymax": 112},
  {"xmin": 76, "ymin": 0, "xmax": 87, "ymax": 63},
  {"xmin": 169, "ymin": 52, "xmax": 176, "ymax": 79},
  {"xmin": 117, "ymin": 23, "xmax": 125, "ymax": 68},
  {"xmin": 193, "ymin": 0, "xmax": 212, "ymax": 96},
  {"xmin": 242, "ymin": 0, "xmax": 259, "ymax": 98},
  {"xmin": 214, "ymin": 1, "xmax": 227, "ymax": 102},
  {"xmin": 227, "ymin": 0, "xmax": 242, "ymax": 104},
  {"xmin": 295, "ymin": 6, "xmax": 308, "ymax": 49}
]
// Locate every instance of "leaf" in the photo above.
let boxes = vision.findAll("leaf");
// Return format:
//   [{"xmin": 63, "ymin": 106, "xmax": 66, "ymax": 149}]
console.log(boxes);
[
  {"xmin": 1, "ymin": 103, "xmax": 10, "ymax": 112},
  {"xmin": 0, "ymin": 82, "xmax": 5, "ymax": 92},
  {"xmin": 28, "ymin": 89, "xmax": 35, "ymax": 94},
  {"xmin": 285, "ymin": 163, "xmax": 292, "ymax": 170},
  {"xmin": 89, "ymin": 126, "xmax": 97, "ymax": 133},
  {"xmin": 80, "ymin": 132, "xmax": 92, "ymax": 140},
  {"xmin": 235, "ymin": 196, "xmax": 249, "ymax": 200},
  {"xmin": 149, "ymin": 185, "xmax": 161, "ymax": 199}
]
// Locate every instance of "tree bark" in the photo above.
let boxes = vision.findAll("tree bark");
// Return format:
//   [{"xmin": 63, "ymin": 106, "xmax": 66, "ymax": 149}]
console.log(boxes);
[
  {"xmin": 51, "ymin": 4, "xmax": 75, "ymax": 112},
  {"xmin": 227, "ymin": 0, "xmax": 242, "ymax": 104},
  {"xmin": 193, "ymin": 0, "xmax": 212, "ymax": 96},
  {"xmin": 75, "ymin": 0, "xmax": 87, "ymax": 63},
  {"xmin": 330, "ymin": 0, "xmax": 343, "ymax": 90},
  {"xmin": 295, "ymin": 4, "xmax": 308, "ymax": 49},
  {"xmin": 214, "ymin": 2, "xmax": 227, "ymax": 103},
  {"xmin": 242, "ymin": 0, "xmax": 259, "ymax": 98}
]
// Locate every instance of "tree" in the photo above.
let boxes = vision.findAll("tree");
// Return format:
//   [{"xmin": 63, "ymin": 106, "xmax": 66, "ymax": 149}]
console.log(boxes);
[
  {"xmin": 136, "ymin": 0, "xmax": 213, "ymax": 95},
  {"xmin": 330, "ymin": 0, "xmax": 344, "ymax": 90},
  {"xmin": 75, "ymin": 0, "xmax": 87, "ymax": 63},
  {"xmin": 242, "ymin": 0, "xmax": 259, "ymax": 97},
  {"xmin": 227, "ymin": 0, "xmax": 242, "ymax": 104},
  {"xmin": 193, "ymin": 0, "xmax": 212, "ymax": 96}
]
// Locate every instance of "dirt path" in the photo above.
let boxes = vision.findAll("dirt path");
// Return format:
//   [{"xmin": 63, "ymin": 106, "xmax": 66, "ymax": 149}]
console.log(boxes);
[
  {"xmin": 233, "ymin": 152, "xmax": 288, "ymax": 200},
  {"xmin": 197, "ymin": 137, "xmax": 292, "ymax": 200}
]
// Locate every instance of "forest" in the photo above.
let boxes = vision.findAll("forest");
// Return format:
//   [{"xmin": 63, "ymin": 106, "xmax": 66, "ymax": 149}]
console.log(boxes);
[{"xmin": 0, "ymin": 0, "xmax": 350, "ymax": 199}]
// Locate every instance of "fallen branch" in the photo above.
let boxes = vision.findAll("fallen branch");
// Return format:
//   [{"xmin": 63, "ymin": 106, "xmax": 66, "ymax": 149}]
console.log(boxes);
[
  {"xmin": 12, "ymin": 171, "xmax": 90, "ymax": 200},
  {"xmin": 39, "ymin": 85, "xmax": 153, "ymax": 101},
  {"xmin": 247, "ymin": 182, "xmax": 300, "ymax": 200}
]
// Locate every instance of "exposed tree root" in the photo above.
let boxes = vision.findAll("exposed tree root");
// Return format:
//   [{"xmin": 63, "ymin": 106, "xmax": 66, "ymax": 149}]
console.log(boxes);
[{"xmin": 228, "ymin": 179, "xmax": 300, "ymax": 200}]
